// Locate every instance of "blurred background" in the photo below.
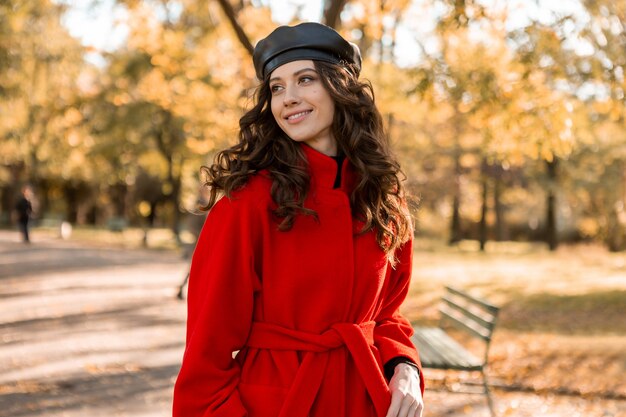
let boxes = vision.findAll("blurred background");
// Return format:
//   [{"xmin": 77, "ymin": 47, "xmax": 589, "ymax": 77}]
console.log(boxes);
[
  {"xmin": 1, "ymin": 0, "xmax": 625, "ymax": 416},
  {"xmin": 2, "ymin": 0, "xmax": 625, "ymax": 250}
]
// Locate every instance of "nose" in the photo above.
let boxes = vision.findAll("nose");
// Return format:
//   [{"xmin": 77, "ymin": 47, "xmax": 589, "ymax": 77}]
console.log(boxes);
[{"xmin": 283, "ymin": 85, "xmax": 300, "ymax": 106}]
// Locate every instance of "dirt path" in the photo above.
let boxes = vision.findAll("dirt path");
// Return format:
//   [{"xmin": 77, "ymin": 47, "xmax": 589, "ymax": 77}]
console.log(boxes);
[{"xmin": 0, "ymin": 230, "xmax": 623, "ymax": 416}]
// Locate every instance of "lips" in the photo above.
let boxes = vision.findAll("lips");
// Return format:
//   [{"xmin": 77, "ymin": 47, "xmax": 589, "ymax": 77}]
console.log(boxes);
[{"xmin": 285, "ymin": 110, "xmax": 312, "ymax": 121}]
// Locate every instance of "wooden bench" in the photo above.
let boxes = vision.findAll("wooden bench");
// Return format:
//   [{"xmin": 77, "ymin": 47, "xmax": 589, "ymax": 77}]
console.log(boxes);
[{"xmin": 412, "ymin": 286, "xmax": 500, "ymax": 415}]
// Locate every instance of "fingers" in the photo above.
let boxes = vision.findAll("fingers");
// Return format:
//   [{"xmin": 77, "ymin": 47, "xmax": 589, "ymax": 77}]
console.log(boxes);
[
  {"xmin": 412, "ymin": 400, "xmax": 423, "ymax": 417},
  {"xmin": 398, "ymin": 397, "xmax": 417, "ymax": 417},
  {"xmin": 386, "ymin": 363, "xmax": 424, "ymax": 417},
  {"xmin": 386, "ymin": 391, "xmax": 422, "ymax": 417},
  {"xmin": 413, "ymin": 399, "xmax": 424, "ymax": 417},
  {"xmin": 385, "ymin": 391, "xmax": 402, "ymax": 417}
]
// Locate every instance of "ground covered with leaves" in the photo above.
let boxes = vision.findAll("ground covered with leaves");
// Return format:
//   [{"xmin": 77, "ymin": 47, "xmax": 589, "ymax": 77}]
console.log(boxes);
[
  {"xmin": 405, "ymin": 239, "xmax": 626, "ymax": 409},
  {"xmin": 1, "ymin": 230, "xmax": 624, "ymax": 416}
]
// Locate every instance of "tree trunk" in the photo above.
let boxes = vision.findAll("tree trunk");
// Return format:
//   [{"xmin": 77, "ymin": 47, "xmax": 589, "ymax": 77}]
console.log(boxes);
[
  {"xmin": 163, "ymin": 151, "xmax": 183, "ymax": 243},
  {"xmin": 546, "ymin": 158, "xmax": 558, "ymax": 251},
  {"xmin": 215, "ymin": 0, "xmax": 254, "ymax": 56},
  {"xmin": 63, "ymin": 184, "xmax": 79, "ymax": 224},
  {"xmin": 148, "ymin": 202, "xmax": 158, "ymax": 227},
  {"xmin": 0, "ymin": 185, "xmax": 14, "ymax": 225},
  {"xmin": 143, "ymin": 201, "xmax": 158, "ymax": 248},
  {"xmin": 493, "ymin": 178, "xmax": 504, "ymax": 240},
  {"xmin": 449, "ymin": 117, "xmax": 463, "ymax": 245},
  {"xmin": 479, "ymin": 165, "xmax": 488, "ymax": 251},
  {"xmin": 171, "ymin": 171, "xmax": 182, "ymax": 244},
  {"xmin": 34, "ymin": 177, "xmax": 50, "ymax": 221},
  {"xmin": 153, "ymin": 110, "xmax": 184, "ymax": 242},
  {"xmin": 323, "ymin": 0, "xmax": 348, "ymax": 29},
  {"xmin": 493, "ymin": 170, "xmax": 506, "ymax": 241},
  {"xmin": 0, "ymin": 162, "xmax": 24, "ymax": 225},
  {"xmin": 606, "ymin": 208, "xmax": 624, "ymax": 251},
  {"xmin": 605, "ymin": 160, "xmax": 626, "ymax": 251},
  {"xmin": 449, "ymin": 194, "xmax": 462, "ymax": 244},
  {"xmin": 110, "ymin": 182, "xmax": 127, "ymax": 217}
]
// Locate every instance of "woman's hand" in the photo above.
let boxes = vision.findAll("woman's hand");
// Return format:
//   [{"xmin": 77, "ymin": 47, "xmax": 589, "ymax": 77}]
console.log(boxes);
[{"xmin": 385, "ymin": 363, "xmax": 424, "ymax": 417}]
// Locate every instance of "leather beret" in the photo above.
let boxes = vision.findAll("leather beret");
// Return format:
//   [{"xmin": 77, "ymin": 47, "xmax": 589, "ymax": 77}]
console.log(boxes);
[{"xmin": 253, "ymin": 22, "xmax": 362, "ymax": 80}]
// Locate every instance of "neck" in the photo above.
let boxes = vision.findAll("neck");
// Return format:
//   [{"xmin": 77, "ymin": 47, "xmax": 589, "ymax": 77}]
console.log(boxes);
[{"xmin": 305, "ymin": 137, "xmax": 337, "ymax": 157}]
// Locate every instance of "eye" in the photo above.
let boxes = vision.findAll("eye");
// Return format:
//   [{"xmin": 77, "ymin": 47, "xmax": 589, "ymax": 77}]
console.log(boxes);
[
  {"xmin": 299, "ymin": 75, "xmax": 315, "ymax": 84},
  {"xmin": 270, "ymin": 84, "xmax": 283, "ymax": 94}
]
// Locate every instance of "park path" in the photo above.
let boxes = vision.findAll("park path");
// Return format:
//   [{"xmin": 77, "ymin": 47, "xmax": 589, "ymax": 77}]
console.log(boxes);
[
  {"xmin": 0, "ymin": 230, "xmax": 623, "ymax": 417},
  {"xmin": 0, "ymin": 230, "xmax": 188, "ymax": 417}
]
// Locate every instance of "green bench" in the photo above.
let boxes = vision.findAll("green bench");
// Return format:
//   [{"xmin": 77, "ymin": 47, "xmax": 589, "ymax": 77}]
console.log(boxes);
[
  {"xmin": 412, "ymin": 286, "xmax": 500, "ymax": 415},
  {"xmin": 106, "ymin": 216, "xmax": 127, "ymax": 232}
]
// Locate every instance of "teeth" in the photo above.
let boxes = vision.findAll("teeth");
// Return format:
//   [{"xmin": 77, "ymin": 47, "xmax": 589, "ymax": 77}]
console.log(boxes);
[{"xmin": 287, "ymin": 111, "xmax": 311, "ymax": 120}]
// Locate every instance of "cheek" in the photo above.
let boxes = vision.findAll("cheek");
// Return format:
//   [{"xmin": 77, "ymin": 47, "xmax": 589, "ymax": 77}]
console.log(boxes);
[
  {"xmin": 322, "ymin": 102, "xmax": 335, "ymax": 125},
  {"xmin": 319, "ymin": 92, "xmax": 335, "ymax": 122},
  {"xmin": 270, "ymin": 99, "xmax": 282, "ymax": 124}
]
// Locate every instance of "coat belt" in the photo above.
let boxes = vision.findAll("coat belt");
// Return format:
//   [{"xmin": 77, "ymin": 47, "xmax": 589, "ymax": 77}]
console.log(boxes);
[{"xmin": 246, "ymin": 321, "xmax": 390, "ymax": 417}]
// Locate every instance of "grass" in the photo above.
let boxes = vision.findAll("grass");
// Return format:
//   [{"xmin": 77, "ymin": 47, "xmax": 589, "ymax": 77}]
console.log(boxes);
[
  {"xmin": 500, "ymin": 290, "xmax": 626, "ymax": 334},
  {"xmin": 32, "ymin": 224, "xmax": 197, "ymax": 251},
  {"xmin": 404, "ymin": 239, "xmax": 626, "ymax": 399}
]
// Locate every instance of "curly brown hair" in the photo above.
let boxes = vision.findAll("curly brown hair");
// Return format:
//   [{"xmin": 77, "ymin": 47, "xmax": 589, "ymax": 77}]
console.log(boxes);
[{"xmin": 201, "ymin": 60, "xmax": 412, "ymax": 254}]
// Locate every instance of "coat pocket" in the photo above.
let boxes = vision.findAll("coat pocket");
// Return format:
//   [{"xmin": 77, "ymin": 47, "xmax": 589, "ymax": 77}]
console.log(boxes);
[{"xmin": 238, "ymin": 382, "xmax": 288, "ymax": 417}]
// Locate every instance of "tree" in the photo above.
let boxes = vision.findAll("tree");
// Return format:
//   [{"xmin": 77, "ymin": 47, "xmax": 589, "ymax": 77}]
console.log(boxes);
[
  {"xmin": 0, "ymin": 0, "xmax": 88, "ymax": 223},
  {"xmin": 90, "ymin": 0, "xmax": 272, "ymax": 238},
  {"xmin": 576, "ymin": 0, "xmax": 626, "ymax": 249}
]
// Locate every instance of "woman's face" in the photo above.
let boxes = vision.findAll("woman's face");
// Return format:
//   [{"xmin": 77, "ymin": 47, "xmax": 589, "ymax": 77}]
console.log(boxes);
[{"xmin": 269, "ymin": 60, "xmax": 337, "ymax": 156}]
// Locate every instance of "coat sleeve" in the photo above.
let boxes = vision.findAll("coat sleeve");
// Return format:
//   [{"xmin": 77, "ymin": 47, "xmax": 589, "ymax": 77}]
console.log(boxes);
[
  {"xmin": 373, "ymin": 238, "xmax": 425, "ymax": 394},
  {"xmin": 173, "ymin": 194, "xmax": 262, "ymax": 417}
]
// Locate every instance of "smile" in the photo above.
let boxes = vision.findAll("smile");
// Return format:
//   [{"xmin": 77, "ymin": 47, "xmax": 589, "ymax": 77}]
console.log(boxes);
[{"xmin": 286, "ymin": 110, "xmax": 312, "ymax": 121}]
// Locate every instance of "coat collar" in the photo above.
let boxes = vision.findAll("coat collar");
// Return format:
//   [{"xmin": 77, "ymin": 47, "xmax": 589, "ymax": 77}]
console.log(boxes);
[{"xmin": 301, "ymin": 143, "xmax": 357, "ymax": 193}]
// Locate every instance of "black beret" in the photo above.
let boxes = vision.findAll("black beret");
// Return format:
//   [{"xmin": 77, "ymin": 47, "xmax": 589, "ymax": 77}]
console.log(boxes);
[{"xmin": 253, "ymin": 22, "xmax": 362, "ymax": 80}]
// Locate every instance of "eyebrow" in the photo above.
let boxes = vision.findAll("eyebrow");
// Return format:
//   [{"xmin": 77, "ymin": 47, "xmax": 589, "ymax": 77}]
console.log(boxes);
[{"xmin": 269, "ymin": 67, "xmax": 317, "ymax": 83}]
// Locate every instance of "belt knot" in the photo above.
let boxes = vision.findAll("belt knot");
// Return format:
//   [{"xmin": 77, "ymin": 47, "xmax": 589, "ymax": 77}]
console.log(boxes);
[{"xmin": 244, "ymin": 320, "xmax": 390, "ymax": 417}]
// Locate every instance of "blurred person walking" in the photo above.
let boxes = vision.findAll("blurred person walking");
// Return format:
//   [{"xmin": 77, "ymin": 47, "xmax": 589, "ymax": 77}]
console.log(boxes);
[{"xmin": 14, "ymin": 185, "xmax": 33, "ymax": 244}]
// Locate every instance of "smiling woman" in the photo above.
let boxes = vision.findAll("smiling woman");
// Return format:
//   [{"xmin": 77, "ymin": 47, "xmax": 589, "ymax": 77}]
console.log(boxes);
[
  {"xmin": 269, "ymin": 61, "xmax": 336, "ymax": 155},
  {"xmin": 173, "ymin": 22, "xmax": 425, "ymax": 417}
]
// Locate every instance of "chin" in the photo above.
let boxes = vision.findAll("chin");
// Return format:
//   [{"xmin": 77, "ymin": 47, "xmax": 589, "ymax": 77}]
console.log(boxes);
[
  {"xmin": 284, "ymin": 133, "xmax": 311, "ymax": 143},
  {"xmin": 289, "ymin": 137, "xmax": 312, "ymax": 143}
]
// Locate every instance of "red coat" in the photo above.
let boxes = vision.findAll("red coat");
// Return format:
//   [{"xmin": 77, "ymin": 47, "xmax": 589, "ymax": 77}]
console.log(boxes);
[{"xmin": 173, "ymin": 144, "xmax": 424, "ymax": 417}]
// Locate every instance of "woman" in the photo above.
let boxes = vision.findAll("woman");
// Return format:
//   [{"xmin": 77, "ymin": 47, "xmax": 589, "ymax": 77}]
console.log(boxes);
[{"xmin": 173, "ymin": 22, "xmax": 424, "ymax": 417}]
